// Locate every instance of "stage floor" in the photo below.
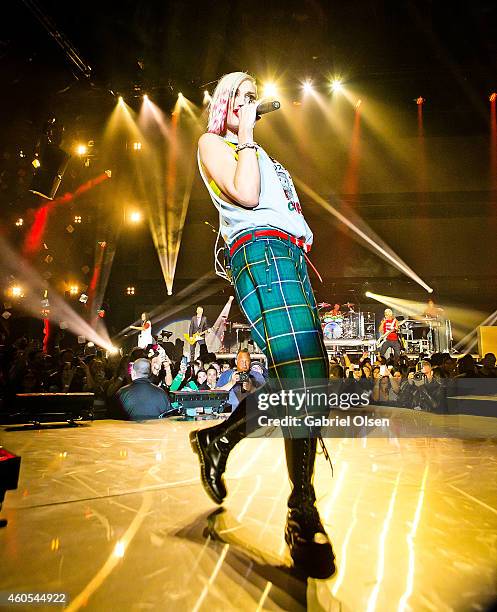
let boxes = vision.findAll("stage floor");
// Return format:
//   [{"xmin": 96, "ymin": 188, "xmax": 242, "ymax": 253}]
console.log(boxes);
[{"xmin": 1, "ymin": 414, "xmax": 497, "ymax": 611}]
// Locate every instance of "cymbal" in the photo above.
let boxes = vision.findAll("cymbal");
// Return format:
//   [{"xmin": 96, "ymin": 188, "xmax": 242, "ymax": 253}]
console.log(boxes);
[
  {"xmin": 345, "ymin": 302, "xmax": 355, "ymax": 307},
  {"xmin": 317, "ymin": 302, "xmax": 331, "ymax": 309}
]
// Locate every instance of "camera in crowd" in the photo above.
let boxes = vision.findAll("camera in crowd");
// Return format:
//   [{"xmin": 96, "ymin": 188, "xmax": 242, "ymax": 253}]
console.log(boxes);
[
  {"xmin": 413, "ymin": 371, "xmax": 426, "ymax": 385},
  {"xmin": 237, "ymin": 371, "xmax": 250, "ymax": 383}
]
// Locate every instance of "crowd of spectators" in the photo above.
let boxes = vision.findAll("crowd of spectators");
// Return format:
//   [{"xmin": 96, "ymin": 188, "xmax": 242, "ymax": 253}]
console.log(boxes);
[
  {"xmin": 0, "ymin": 335, "xmax": 268, "ymax": 421},
  {"xmin": 1, "ymin": 331, "xmax": 496, "ymax": 420},
  {"xmin": 328, "ymin": 351, "xmax": 497, "ymax": 411}
]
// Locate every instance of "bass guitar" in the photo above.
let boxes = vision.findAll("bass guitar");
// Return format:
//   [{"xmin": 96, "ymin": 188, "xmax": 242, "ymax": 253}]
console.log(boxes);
[{"xmin": 376, "ymin": 319, "xmax": 408, "ymax": 350}]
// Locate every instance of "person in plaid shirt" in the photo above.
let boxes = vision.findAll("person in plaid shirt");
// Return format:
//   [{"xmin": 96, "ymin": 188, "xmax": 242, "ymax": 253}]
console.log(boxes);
[{"xmin": 190, "ymin": 71, "xmax": 334, "ymax": 576}]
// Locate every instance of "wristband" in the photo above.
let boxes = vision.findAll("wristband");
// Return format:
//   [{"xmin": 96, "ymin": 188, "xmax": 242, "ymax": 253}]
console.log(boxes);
[{"xmin": 235, "ymin": 142, "xmax": 259, "ymax": 153}]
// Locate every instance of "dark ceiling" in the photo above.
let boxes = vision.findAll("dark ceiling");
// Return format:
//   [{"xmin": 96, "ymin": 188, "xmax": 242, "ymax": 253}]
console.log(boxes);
[
  {"xmin": 2, "ymin": 0, "xmax": 497, "ymax": 118},
  {"xmin": 1, "ymin": 1, "xmax": 497, "ymax": 327}
]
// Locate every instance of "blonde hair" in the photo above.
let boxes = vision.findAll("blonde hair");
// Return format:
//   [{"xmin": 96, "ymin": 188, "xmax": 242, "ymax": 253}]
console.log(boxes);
[{"xmin": 207, "ymin": 72, "xmax": 256, "ymax": 135}]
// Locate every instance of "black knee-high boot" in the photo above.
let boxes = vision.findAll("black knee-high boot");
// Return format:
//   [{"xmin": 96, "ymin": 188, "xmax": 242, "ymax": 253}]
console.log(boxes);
[
  {"xmin": 190, "ymin": 400, "xmax": 249, "ymax": 504},
  {"xmin": 284, "ymin": 437, "xmax": 335, "ymax": 576}
]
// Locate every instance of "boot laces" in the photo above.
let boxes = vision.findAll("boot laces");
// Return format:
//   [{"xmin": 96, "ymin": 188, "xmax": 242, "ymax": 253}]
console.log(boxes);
[{"xmin": 318, "ymin": 435, "xmax": 333, "ymax": 477}]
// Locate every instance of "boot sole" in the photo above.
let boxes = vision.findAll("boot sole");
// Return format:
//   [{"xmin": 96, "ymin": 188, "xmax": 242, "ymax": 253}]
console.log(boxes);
[
  {"xmin": 189, "ymin": 430, "xmax": 224, "ymax": 505},
  {"xmin": 285, "ymin": 533, "xmax": 336, "ymax": 579}
]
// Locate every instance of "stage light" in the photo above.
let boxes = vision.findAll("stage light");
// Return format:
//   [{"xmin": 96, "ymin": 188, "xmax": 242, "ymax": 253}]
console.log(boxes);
[
  {"xmin": 11, "ymin": 286, "xmax": 23, "ymax": 298},
  {"xmin": 416, "ymin": 97, "xmax": 425, "ymax": 105},
  {"xmin": 30, "ymin": 117, "xmax": 70, "ymax": 200},
  {"xmin": 303, "ymin": 80, "xmax": 313, "ymax": 94},
  {"xmin": 15, "ymin": 218, "xmax": 24, "ymax": 227},
  {"xmin": 143, "ymin": 94, "xmax": 149, "ymax": 101},
  {"xmin": 108, "ymin": 346, "xmax": 119, "ymax": 355},
  {"xmin": 126, "ymin": 286, "xmax": 135, "ymax": 295},
  {"xmin": 79, "ymin": 293, "xmax": 88, "ymax": 303},
  {"xmin": 128, "ymin": 210, "xmax": 142, "ymax": 224},
  {"xmin": 203, "ymin": 90, "xmax": 211, "ymax": 105},
  {"xmin": 132, "ymin": 141, "xmax": 142, "ymax": 151},
  {"xmin": 262, "ymin": 82, "xmax": 278, "ymax": 98},
  {"xmin": 75, "ymin": 144, "xmax": 88, "ymax": 156},
  {"xmin": 118, "ymin": 96, "xmax": 124, "ymax": 104},
  {"xmin": 355, "ymin": 99, "xmax": 362, "ymax": 109},
  {"xmin": 74, "ymin": 215, "xmax": 82, "ymax": 224},
  {"xmin": 489, "ymin": 92, "xmax": 497, "ymax": 102},
  {"xmin": 105, "ymin": 169, "xmax": 112, "ymax": 178},
  {"xmin": 330, "ymin": 79, "xmax": 343, "ymax": 93},
  {"xmin": 69, "ymin": 285, "xmax": 79, "ymax": 296},
  {"xmin": 365, "ymin": 291, "xmax": 373, "ymax": 298},
  {"xmin": 32, "ymin": 158, "xmax": 41, "ymax": 168}
]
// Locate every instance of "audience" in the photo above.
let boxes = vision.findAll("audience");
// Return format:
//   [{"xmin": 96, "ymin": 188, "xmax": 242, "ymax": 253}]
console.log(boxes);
[
  {"xmin": 117, "ymin": 358, "xmax": 173, "ymax": 420},
  {"xmin": 478, "ymin": 353, "xmax": 497, "ymax": 378},
  {"xmin": 1, "ymin": 328, "xmax": 496, "ymax": 421},
  {"xmin": 198, "ymin": 366, "xmax": 219, "ymax": 391},
  {"xmin": 216, "ymin": 349, "xmax": 267, "ymax": 411}
]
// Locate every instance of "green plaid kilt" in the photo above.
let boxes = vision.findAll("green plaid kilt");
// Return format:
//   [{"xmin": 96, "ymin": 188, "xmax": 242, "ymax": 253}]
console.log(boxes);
[{"xmin": 229, "ymin": 232, "xmax": 329, "ymax": 384}]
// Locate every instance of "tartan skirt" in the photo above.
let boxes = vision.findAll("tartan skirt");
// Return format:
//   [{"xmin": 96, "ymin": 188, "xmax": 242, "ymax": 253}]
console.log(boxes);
[{"xmin": 229, "ymin": 233, "xmax": 329, "ymax": 384}]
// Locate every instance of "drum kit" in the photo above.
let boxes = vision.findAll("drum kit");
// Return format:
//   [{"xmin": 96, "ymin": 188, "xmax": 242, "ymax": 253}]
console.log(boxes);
[{"xmin": 318, "ymin": 302, "xmax": 374, "ymax": 342}]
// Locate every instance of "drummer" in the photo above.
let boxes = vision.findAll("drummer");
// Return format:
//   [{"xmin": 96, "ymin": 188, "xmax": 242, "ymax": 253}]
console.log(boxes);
[{"xmin": 328, "ymin": 303, "xmax": 342, "ymax": 318}]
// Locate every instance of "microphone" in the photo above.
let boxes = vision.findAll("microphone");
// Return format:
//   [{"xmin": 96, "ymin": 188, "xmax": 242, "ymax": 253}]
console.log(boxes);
[{"xmin": 256, "ymin": 100, "xmax": 281, "ymax": 119}]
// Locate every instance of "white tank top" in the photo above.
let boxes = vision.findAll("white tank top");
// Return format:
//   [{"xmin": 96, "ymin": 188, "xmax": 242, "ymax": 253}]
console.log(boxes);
[
  {"xmin": 197, "ymin": 137, "xmax": 313, "ymax": 246},
  {"xmin": 138, "ymin": 321, "xmax": 153, "ymax": 348}
]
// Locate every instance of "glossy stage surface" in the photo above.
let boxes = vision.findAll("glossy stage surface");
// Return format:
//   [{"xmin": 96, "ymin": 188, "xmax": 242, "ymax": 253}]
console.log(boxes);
[{"xmin": 2, "ymin": 412, "xmax": 497, "ymax": 611}]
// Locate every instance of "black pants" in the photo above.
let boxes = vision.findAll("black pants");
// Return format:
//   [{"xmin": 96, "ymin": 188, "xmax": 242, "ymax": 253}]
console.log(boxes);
[
  {"xmin": 380, "ymin": 339, "xmax": 401, "ymax": 362},
  {"xmin": 190, "ymin": 341, "xmax": 208, "ymax": 362}
]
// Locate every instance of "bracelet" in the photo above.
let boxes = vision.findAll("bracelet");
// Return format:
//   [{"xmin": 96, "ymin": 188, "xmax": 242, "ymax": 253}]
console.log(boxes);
[{"xmin": 235, "ymin": 142, "xmax": 259, "ymax": 153}]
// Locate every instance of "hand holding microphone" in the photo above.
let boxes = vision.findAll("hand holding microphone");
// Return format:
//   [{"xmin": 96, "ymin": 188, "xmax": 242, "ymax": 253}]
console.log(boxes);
[
  {"xmin": 238, "ymin": 97, "xmax": 258, "ymax": 136},
  {"xmin": 239, "ymin": 98, "xmax": 281, "ymax": 136}
]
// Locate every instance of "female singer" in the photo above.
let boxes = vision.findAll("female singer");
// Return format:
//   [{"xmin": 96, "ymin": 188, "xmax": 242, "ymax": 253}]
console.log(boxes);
[
  {"xmin": 190, "ymin": 72, "xmax": 334, "ymax": 575},
  {"xmin": 130, "ymin": 312, "xmax": 153, "ymax": 349}
]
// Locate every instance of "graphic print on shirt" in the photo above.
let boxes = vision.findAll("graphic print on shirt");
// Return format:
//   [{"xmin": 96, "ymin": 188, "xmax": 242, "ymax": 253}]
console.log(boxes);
[{"xmin": 270, "ymin": 157, "xmax": 303, "ymax": 215}]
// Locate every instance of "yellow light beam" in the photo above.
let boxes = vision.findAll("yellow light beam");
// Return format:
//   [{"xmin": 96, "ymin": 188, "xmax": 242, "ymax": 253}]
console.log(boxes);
[{"xmin": 292, "ymin": 177, "xmax": 433, "ymax": 292}]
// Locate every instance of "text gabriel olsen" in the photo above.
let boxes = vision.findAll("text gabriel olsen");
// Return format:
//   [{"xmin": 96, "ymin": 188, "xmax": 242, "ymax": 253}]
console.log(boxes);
[{"xmin": 257, "ymin": 415, "xmax": 390, "ymax": 428}]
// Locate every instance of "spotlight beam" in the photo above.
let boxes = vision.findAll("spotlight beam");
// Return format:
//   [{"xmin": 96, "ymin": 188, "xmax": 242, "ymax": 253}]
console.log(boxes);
[
  {"xmin": 293, "ymin": 177, "xmax": 433, "ymax": 292},
  {"xmin": 365, "ymin": 291, "xmax": 489, "ymax": 344},
  {"xmin": 23, "ymin": 172, "xmax": 110, "ymax": 255},
  {"xmin": 454, "ymin": 308, "xmax": 497, "ymax": 353},
  {"xmin": 137, "ymin": 95, "xmax": 203, "ymax": 295},
  {"xmin": 0, "ymin": 235, "xmax": 113, "ymax": 351}
]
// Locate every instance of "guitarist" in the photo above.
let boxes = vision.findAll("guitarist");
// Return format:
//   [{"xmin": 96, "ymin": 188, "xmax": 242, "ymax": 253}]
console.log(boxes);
[
  {"xmin": 378, "ymin": 308, "xmax": 402, "ymax": 364},
  {"xmin": 188, "ymin": 306, "xmax": 211, "ymax": 362}
]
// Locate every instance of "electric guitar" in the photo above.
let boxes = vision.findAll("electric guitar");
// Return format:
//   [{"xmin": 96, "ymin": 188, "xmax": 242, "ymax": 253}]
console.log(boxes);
[
  {"xmin": 183, "ymin": 329, "xmax": 209, "ymax": 346},
  {"xmin": 376, "ymin": 319, "xmax": 408, "ymax": 349}
]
